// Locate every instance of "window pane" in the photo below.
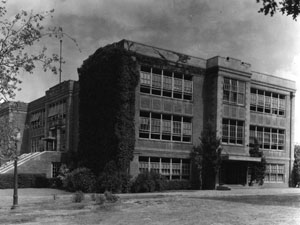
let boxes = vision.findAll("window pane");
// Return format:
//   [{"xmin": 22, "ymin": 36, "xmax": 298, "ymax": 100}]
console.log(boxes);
[
  {"xmin": 183, "ymin": 122, "xmax": 192, "ymax": 135},
  {"xmin": 152, "ymin": 73, "xmax": 161, "ymax": 88},
  {"xmin": 174, "ymin": 78, "xmax": 183, "ymax": 92},
  {"xmin": 140, "ymin": 71, "xmax": 151, "ymax": 86},
  {"xmin": 184, "ymin": 80, "xmax": 193, "ymax": 93},
  {"xmin": 173, "ymin": 121, "xmax": 181, "ymax": 134},
  {"xmin": 151, "ymin": 118, "xmax": 161, "ymax": 133},
  {"xmin": 140, "ymin": 117, "xmax": 150, "ymax": 131},
  {"xmin": 162, "ymin": 120, "xmax": 171, "ymax": 133},
  {"xmin": 250, "ymin": 93, "xmax": 256, "ymax": 105},
  {"xmin": 163, "ymin": 76, "xmax": 172, "ymax": 90}
]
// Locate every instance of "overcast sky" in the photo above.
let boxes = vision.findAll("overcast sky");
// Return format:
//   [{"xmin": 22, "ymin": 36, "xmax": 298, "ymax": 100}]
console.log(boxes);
[{"xmin": 6, "ymin": 0, "xmax": 300, "ymax": 142}]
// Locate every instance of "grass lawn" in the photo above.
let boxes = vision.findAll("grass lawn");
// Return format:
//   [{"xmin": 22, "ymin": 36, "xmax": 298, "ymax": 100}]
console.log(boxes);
[{"xmin": 0, "ymin": 188, "xmax": 299, "ymax": 225}]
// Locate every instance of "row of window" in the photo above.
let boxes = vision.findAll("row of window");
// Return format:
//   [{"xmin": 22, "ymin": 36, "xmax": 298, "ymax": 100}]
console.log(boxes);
[
  {"xmin": 250, "ymin": 126, "xmax": 285, "ymax": 150},
  {"xmin": 250, "ymin": 88, "xmax": 286, "ymax": 116},
  {"xmin": 139, "ymin": 157, "xmax": 190, "ymax": 180},
  {"xmin": 30, "ymin": 109, "xmax": 46, "ymax": 129},
  {"xmin": 223, "ymin": 78, "xmax": 245, "ymax": 105},
  {"xmin": 139, "ymin": 111, "xmax": 192, "ymax": 142},
  {"xmin": 264, "ymin": 164, "xmax": 284, "ymax": 183},
  {"xmin": 140, "ymin": 66, "xmax": 193, "ymax": 100},
  {"xmin": 221, "ymin": 119, "xmax": 285, "ymax": 150},
  {"xmin": 48, "ymin": 99, "xmax": 67, "ymax": 118}
]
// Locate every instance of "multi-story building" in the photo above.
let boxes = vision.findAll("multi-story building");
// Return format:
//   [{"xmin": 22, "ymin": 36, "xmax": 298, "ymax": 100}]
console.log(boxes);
[
  {"xmin": 0, "ymin": 40, "xmax": 296, "ymax": 187},
  {"xmin": 79, "ymin": 40, "xmax": 295, "ymax": 187},
  {"xmin": 0, "ymin": 80, "xmax": 79, "ymax": 177}
]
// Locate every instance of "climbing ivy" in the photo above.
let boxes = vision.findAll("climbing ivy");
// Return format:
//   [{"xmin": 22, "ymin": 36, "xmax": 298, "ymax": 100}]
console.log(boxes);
[{"xmin": 77, "ymin": 44, "xmax": 139, "ymax": 175}]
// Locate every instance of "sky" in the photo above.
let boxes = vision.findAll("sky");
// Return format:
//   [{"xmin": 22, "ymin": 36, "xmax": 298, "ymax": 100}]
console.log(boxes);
[{"xmin": 5, "ymin": 0, "xmax": 300, "ymax": 142}]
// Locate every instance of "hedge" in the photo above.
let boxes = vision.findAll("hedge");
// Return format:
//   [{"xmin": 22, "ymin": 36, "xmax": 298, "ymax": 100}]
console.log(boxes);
[{"xmin": 0, "ymin": 173, "xmax": 48, "ymax": 189}]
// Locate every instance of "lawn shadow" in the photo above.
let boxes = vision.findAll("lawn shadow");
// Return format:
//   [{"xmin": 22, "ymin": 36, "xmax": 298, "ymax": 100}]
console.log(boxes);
[{"xmin": 193, "ymin": 194, "xmax": 300, "ymax": 208}]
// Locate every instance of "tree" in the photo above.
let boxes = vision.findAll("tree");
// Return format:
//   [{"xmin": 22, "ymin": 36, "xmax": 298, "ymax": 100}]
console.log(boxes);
[
  {"xmin": 248, "ymin": 138, "xmax": 266, "ymax": 185},
  {"xmin": 0, "ymin": 0, "xmax": 78, "ymax": 101},
  {"xmin": 257, "ymin": 0, "xmax": 300, "ymax": 20},
  {"xmin": 191, "ymin": 122, "xmax": 222, "ymax": 190},
  {"xmin": 291, "ymin": 145, "xmax": 300, "ymax": 187},
  {"xmin": 0, "ymin": 115, "xmax": 20, "ymax": 162}
]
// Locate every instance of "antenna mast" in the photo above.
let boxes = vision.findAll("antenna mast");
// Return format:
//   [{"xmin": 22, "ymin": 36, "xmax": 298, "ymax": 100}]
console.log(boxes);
[{"xmin": 59, "ymin": 39, "xmax": 62, "ymax": 83}]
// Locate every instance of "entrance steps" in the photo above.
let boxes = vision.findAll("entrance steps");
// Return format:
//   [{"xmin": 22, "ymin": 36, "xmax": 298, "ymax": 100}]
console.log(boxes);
[{"xmin": 0, "ymin": 152, "xmax": 44, "ymax": 174}]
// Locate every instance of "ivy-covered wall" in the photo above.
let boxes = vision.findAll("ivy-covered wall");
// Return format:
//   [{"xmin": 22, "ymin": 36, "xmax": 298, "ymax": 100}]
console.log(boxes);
[{"xmin": 77, "ymin": 45, "xmax": 139, "ymax": 175}]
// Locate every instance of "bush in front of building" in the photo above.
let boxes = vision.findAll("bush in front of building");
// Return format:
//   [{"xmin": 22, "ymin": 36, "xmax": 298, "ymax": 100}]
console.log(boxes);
[
  {"xmin": 96, "ymin": 161, "xmax": 131, "ymax": 193},
  {"xmin": 0, "ymin": 173, "xmax": 48, "ymax": 188},
  {"xmin": 131, "ymin": 171, "xmax": 168, "ymax": 193},
  {"xmin": 62, "ymin": 167, "xmax": 96, "ymax": 193}
]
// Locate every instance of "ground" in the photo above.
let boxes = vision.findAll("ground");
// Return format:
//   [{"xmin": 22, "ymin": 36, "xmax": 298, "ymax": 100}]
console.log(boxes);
[{"xmin": 0, "ymin": 188, "xmax": 299, "ymax": 225}]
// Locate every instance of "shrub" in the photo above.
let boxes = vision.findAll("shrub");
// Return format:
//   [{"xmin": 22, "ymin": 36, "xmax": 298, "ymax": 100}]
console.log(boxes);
[
  {"xmin": 63, "ymin": 167, "xmax": 96, "ymax": 193},
  {"xmin": 0, "ymin": 173, "xmax": 48, "ymax": 189},
  {"xmin": 104, "ymin": 191, "xmax": 119, "ymax": 202},
  {"xmin": 166, "ymin": 180, "xmax": 191, "ymax": 190},
  {"xmin": 72, "ymin": 191, "xmax": 85, "ymax": 203},
  {"xmin": 97, "ymin": 161, "xmax": 131, "ymax": 193},
  {"xmin": 131, "ymin": 171, "xmax": 168, "ymax": 193},
  {"xmin": 47, "ymin": 177, "xmax": 63, "ymax": 189},
  {"xmin": 95, "ymin": 194, "xmax": 106, "ymax": 205}
]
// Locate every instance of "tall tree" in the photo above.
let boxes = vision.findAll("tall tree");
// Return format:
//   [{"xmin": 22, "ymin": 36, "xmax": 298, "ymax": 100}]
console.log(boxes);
[
  {"xmin": 191, "ymin": 122, "xmax": 222, "ymax": 190},
  {"xmin": 291, "ymin": 145, "xmax": 300, "ymax": 187},
  {"xmin": 257, "ymin": 0, "xmax": 300, "ymax": 20},
  {"xmin": 249, "ymin": 138, "xmax": 266, "ymax": 185},
  {"xmin": 0, "ymin": 0, "xmax": 77, "ymax": 101}
]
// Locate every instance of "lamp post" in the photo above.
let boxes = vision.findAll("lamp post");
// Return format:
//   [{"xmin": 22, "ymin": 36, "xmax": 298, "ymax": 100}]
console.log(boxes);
[{"xmin": 11, "ymin": 130, "xmax": 21, "ymax": 210}]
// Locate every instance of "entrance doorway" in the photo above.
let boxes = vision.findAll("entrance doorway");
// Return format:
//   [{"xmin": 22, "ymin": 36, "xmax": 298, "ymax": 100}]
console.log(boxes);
[{"xmin": 220, "ymin": 161, "xmax": 248, "ymax": 185}]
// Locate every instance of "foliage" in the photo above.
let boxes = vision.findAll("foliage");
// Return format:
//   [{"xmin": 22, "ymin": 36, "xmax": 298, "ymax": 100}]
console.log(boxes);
[
  {"xmin": 249, "ymin": 138, "xmax": 266, "ymax": 185},
  {"xmin": 257, "ymin": 0, "xmax": 300, "ymax": 20},
  {"xmin": 191, "ymin": 145, "xmax": 203, "ymax": 189},
  {"xmin": 78, "ymin": 44, "xmax": 139, "ymax": 175},
  {"xmin": 95, "ymin": 194, "xmax": 106, "ymax": 205},
  {"xmin": 130, "ymin": 171, "xmax": 191, "ymax": 193},
  {"xmin": 0, "ymin": 1, "xmax": 79, "ymax": 101},
  {"xmin": 291, "ymin": 145, "xmax": 300, "ymax": 187},
  {"xmin": 166, "ymin": 180, "xmax": 191, "ymax": 190},
  {"xmin": 72, "ymin": 191, "xmax": 84, "ymax": 203},
  {"xmin": 191, "ymin": 122, "xmax": 222, "ymax": 190},
  {"xmin": 0, "ymin": 173, "xmax": 48, "ymax": 188},
  {"xmin": 97, "ymin": 161, "xmax": 131, "ymax": 193},
  {"xmin": 131, "ymin": 171, "xmax": 167, "ymax": 193},
  {"xmin": 0, "ymin": 109, "xmax": 21, "ymax": 161},
  {"xmin": 62, "ymin": 167, "xmax": 96, "ymax": 193},
  {"xmin": 104, "ymin": 191, "xmax": 119, "ymax": 202}
]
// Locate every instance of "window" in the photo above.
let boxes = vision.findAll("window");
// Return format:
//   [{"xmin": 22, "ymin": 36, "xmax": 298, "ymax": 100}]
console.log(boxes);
[
  {"xmin": 139, "ymin": 111, "xmax": 192, "ymax": 142},
  {"xmin": 222, "ymin": 119, "xmax": 244, "ymax": 145},
  {"xmin": 223, "ymin": 78, "xmax": 245, "ymax": 105},
  {"xmin": 52, "ymin": 162, "xmax": 61, "ymax": 178},
  {"xmin": 250, "ymin": 88, "xmax": 286, "ymax": 116},
  {"xmin": 140, "ymin": 66, "xmax": 193, "ymax": 100},
  {"xmin": 264, "ymin": 164, "xmax": 284, "ymax": 183},
  {"xmin": 138, "ymin": 157, "xmax": 190, "ymax": 180},
  {"xmin": 250, "ymin": 126, "xmax": 285, "ymax": 150}
]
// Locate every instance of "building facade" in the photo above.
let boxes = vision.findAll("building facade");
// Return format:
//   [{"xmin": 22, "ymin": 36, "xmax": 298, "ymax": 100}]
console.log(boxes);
[
  {"xmin": 112, "ymin": 40, "xmax": 296, "ymax": 187},
  {"xmin": 0, "ymin": 40, "xmax": 296, "ymax": 186},
  {"xmin": 0, "ymin": 80, "xmax": 79, "ymax": 177}
]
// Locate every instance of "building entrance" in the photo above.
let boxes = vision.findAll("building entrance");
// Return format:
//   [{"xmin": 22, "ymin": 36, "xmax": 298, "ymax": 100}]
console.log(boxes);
[{"xmin": 220, "ymin": 161, "xmax": 248, "ymax": 185}]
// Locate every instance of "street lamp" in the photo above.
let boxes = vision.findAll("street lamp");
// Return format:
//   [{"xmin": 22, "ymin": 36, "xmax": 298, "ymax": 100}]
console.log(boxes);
[{"xmin": 11, "ymin": 129, "xmax": 21, "ymax": 210}]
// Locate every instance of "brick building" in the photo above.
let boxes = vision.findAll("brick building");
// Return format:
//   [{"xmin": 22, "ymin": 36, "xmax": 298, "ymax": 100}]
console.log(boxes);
[
  {"xmin": 0, "ymin": 80, "xmax": 79, "ymax": 177},
  {"xmin": 79, "ymin": 40, "xmax": 296, "ymax": 187},
  {"xmin": 0, "ymin": 40, "xmax": 296, "ymax": 187}
]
